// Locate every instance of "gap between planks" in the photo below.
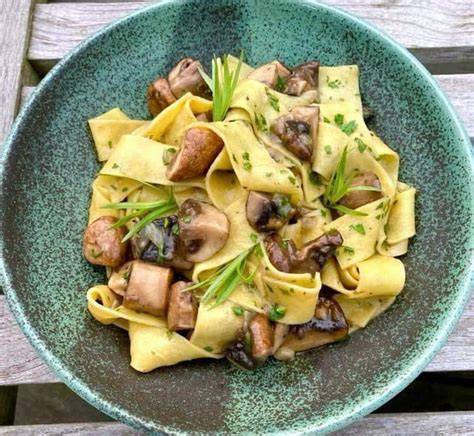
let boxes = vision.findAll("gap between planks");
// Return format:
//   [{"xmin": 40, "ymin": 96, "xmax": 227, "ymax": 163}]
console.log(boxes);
[
  {"xmin": 1, "ymin": 293, "xmax": 473, "ymax": 385},
  {"xmin": 0, "ymin": 411, "xmax": 473, "ymax": 435},
  {"xmin": 27, "ymin": 1, "xmax": 474, "ymax": 74},
  {"xmin": 19, "ymin": 74, "xmax": 474, "ymax": 138}
]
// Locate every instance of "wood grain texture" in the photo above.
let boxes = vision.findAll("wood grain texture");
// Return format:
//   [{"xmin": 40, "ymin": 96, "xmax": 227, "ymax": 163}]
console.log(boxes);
[
  {"xmin": 0, "ymin": 412, "xmax": 473, "ymax": 435},
  {"xmin": 0, "ymin": 0, "xmax": 37, "ymax": 145},
  {"xmin": 27, "ymin": 1, "xmax": 474, "ymax": 74},
  {"xmin": 0, "ymin": 294, "xmax": 472, "ymax": 385}
]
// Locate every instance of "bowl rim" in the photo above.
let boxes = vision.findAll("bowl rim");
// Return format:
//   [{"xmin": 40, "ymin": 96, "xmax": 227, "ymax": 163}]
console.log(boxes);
[{"xmin": 1, "ymin": 0, "xmax": 473, "ymax": 433}]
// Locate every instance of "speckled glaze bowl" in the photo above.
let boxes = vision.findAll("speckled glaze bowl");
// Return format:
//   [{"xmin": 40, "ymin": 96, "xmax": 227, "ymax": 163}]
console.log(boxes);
[{"xmin": 1, "ymin": 0, "xmax": 473, "ymax": 433}]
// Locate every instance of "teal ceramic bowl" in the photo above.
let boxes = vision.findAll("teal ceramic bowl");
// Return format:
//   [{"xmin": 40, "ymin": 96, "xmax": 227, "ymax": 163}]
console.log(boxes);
[{"xmin": 1, "ymin": 1, "xmax": 473, "ymax": 433}]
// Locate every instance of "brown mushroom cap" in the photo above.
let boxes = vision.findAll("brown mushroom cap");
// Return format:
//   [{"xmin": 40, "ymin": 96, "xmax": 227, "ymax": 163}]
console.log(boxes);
[
  {"xmin": 271, "ymin": 106, "xmax": 319, "ymax": 161},
  {"xmin": 249, "ymin": 314, "xmax": 274, "ymax": 362},
  {"xmin": 147, "ymin": 78, "xmax": 177, "ymax": 117},
  {"xmin": 339, "ymin": 171, "xmax": 383, "ymax": 210},
  {"xmin": 166, "ymin": 127, "xmax": 224, "ymax": 182},
  {"xmin": 282, "ymin": 296, "xmax": 348, "ymax": 352},
  {"xmin": 83, "ymin": 216, "xmax": 128, "ymax": 267},
  {"xmin": 167, "ymin": 281, "xmax": 198, "ymax": 331},
  {"xmin": 246, "ymin": 191, "xmax": 296, "ymax": 232},
  {"xmin": 264, "ymin": 230, "xmax": 343, "ymax": 275},
  {"xmin": 123, "ymin": 261, "xmax": 173, "ymax": 316},
  {"xmin": 168, "ymin": 57, "xmax": 210, "ymax": 98},
  {"xmin": 178, "ymin": 199, "xmax": 230, "ymax": 262},
  {"xmin": 284, "ymin": 61, "xmax": 320, "ymax": 96},
  {"xmin": 247, "ymin": 61, "xmax": 291, "ymax": 89}
]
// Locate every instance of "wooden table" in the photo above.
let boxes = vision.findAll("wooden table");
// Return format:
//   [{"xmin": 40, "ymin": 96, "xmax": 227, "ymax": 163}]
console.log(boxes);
[{"xmin": 0, "ymin": 1, "xmax": 473, "ymax": 433}]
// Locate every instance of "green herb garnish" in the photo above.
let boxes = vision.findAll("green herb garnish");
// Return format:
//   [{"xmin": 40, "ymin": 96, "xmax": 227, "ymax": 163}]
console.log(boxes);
[
  {"xmin": 184, "ymin": 248, "xmax": 254, "ymax": 306},
  {"xmin": 199, "ymin": 52, "xmax": 243, "ymax": 121},
  {"xmin": 288, "ymin": 176, "xmax": 296, "ymax": 185},
  {"xmin": 269, "ymin": 305, "xmax": 286, "ymax": 321},
  {"xmin": 89, "ymin": 248, "xmax": 103, "ymax": 259},
  {"xmin": 255, "ymin": 112, "xmax": 268, "ymax": 131},
  {"xmin": 275, "ymin": 75, "xmax": 287, "ymax": 92},
  {"xmin": 309, "ymin": 170, "xmax": 322, "ymax": 186},
  {"xmin": 250, "ymin": 233, "xmax": 258, "ymax": 243},
  {"xmin": 323, "ymin": 146, "xmax": 381, "ymax": 216},
  {"xmin": 343, "ymin": 246, "xmax": 355, "ymax": 256},
  {"xmin": 243, "ymin": 161, "xmax": 252, "ymax": 171},
  {"xmin": 334, "ymin": 113, "xmax": 344, "ymax": 126},
  {"xmin": 323, "ymin": 116, "xmax": 331, "ymax": 123},
  {"xmin": 233, "ymin": 307, "xmax": 244, "ymax": 316},
  {"xmin": 326, "ymin": 77, "xmax": 342, "ymax": 89},
  {"xmin": 162, "ymin": 147, "xmax": 177, "ymax": 165},
  {"xmin": 204, "ymin": 346, "xmax": 214, "ymax": 352},
  {"xmin": 350, "ymin": 223, "xmax": 366, "ymax": 235},
  {"xmin": 356, "ymin": 138, "xmax": 367, "ymax": 153},
  {"xmin": 265, "ymin": 88, "xmax": 280, "ymax": 111},
  {"xmin": 340, "ymin": 120, "xmax": 358, "ymax": 135},
  {"xmin": 102, "ymin": 197, "xmax": 177, "ymax": 242},
  {"xmin": 324, "ymin": 144, "xmax": 332, "ymax": 154}
]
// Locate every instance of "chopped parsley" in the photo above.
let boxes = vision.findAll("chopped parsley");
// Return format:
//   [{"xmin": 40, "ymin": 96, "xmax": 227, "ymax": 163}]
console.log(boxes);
[
  {"xmin": 182, "ymin": 215, "xmax": 192, "ymax": 224},
  {"xmin": 265, "ymin": 172, "xmax": 273, "ymax": 177},
  {"xmin": 254, "ymin": 243, "xmax": 264, "ymax": 257},
  {"xmin": 321, "ymin": 209, "xmax": 328, "ymax": 218},
  {"xmin": 288, "ymin": 176, "xmax": 296, "ymax": 185},
  {"xmin": 233, "ymin": 307, "xmax": 244, "ymax": 316},
  {"xmin": 107, "ymin": 140, "xmax": 113, "ymax": 148},
  {"xmin": 309, "ymin": 170, "xmax": 322, "ymax": 186},
  {"xmin": 265, "ymin": 88, "xmax": 280, "ymax": 111},
  {"xmin": 242, "ymin": 151, "xmax": 250, "ymax": 161},
  {"xmin": 269, "ymin": 305, "xmax": 286, "ymax": 321},
  {"xmin": 243, "ymin": 161, "xmax": 252, "ymax": 171},
  {"xmin": 326, "ymin": 77, "xmax": 342, "ymax": 88},
  {"xmin": 255, "ymin": 112, "xmax": 268, "ymax": 131},
  {"xmin": 275, "ymin": 75, "xmax": 287, "ymax": 92},
  {"xmin": 112, "ymin": 162, "xmax": 120, "ymax": 169},
  {"xmin": 350, "ymin": 223, "xmax": 366, "ymax": 235},
  {"xmin": 121, "ymin": 187, "xmax": 128, "ymax": 193},
  {"xmin": 340, "ymin": 120, "xmax": 358, "ymax": 135},
  {"xmin": 334, "ymin": 113, "xmax": 344, "ymax": 126},
  {"xmin": 204, "ymin": 346, "xmax": 214, "ymax": 352},
  {"xmin": 250, "ymin": 233, "xmax": 258, "ymax": 243},
  {"xmin": 89, "ymin": 248, "xmax": 103, "ymax": 259},
  {"xmin": 376, "ymin": 202, "xmax": 385, "ymax": 210},
  {"xmin": 343, "ymin": 246, "xmax": 355, "ymax": 256},
  {"xmin": 323, "ymin": 116, "xmax": 331, "ymax": 123},
  {"xmin": 356, "ymin": 138, "xmax": 367, "ymax": 153},
  {"xmin": 324, "ymin": 144, "xmax": 332, "ymax": 154}
]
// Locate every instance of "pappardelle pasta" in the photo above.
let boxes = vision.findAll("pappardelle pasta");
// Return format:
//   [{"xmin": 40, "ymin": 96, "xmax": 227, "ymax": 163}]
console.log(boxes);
[{"xmin": 83, "ymin": 55, "xmax": 415, "ymax": 372}]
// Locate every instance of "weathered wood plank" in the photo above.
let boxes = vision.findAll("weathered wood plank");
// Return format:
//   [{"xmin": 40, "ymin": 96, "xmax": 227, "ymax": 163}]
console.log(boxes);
[
  {"xmin": 0, "ymin": 411, "xmax": 472, "ymax": 435},
  {"xmin": 0, "ymin": 294, "xmax": 472, "ymax": 385},
  {"xmin": 19, "ymin": 73, "xmax": 474, "ymax": 139},
  {"xmin": 0, "ymin": 0, "xmax": 38, "ymax": 145},
  {"xmin": 28, "ymin": 1, "xmax": 474, "ymax": 74}
]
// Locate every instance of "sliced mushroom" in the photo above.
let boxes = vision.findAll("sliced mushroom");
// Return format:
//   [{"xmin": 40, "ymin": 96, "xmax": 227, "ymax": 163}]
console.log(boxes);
[
  {"xmin": 246, "ymin": 191, "xmax": 296, "ymax": 232},
  {"xmin": 226, "ymin": 334, "xmax": 258, "ymax": 371},
  {"xmin": 264, "ymin": 230, "xmax": 343, "ymax": 275},
  {"xmin": 108, "ymin": 261, "xmax": 136, "ymax": 296},
  {"xmin": 272, "ymin": 322, "xmax": 290, "ymax": 353},
  {"xmin": 131, "ymin": 215, "xmax": 193, "ymax": 270},
  {"xmin": 270, "ymin": 106, "xmax": 319, "ymax": 161},
  {"xmin": 249, "ymin": 314, "xmax": 274, "ymax": 362},
  {"xmin": 166, "ymin": 127, "xmax": 224, "ymax": 182},
  {"xmin": 83, "ymin": 216, "xmax": 128, "ymax": 267},
  {"xmin": 282, "ymin": 296, "xmax": 348, "ymax": 352},
  {"xmin": 178, "ymin": 199, "xmax": 230, "ymax": 262},
  {"xmin": 147, "ymin": 78, "xmax": 177, "ymax": 117},
  {"xmin": 168, "ymin": 57, "xmax": 210, "ymax": 98},
  {"xmin": 247, "ymin": 60, "xmax": 291, "ymax": 89},
  {"xmin": 123, "ymin": 261, "xmax": 173, "ymax": 316},
  {"xmin": 338, "ymin": 171, "xmax": 383, "ymax": 210},
  {"xmin": 284, "ymin": 61, "xmax": 319, "ymax": 96},
  {"xmin": 167, "ymin": 281, "xmax": 198, "ymax": 331},
  {"xmin": 291, "ymin": 229, "xmax": 344, "ymax": 275}
]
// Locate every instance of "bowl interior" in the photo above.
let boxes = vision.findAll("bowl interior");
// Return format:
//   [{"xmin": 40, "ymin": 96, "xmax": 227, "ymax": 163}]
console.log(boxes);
[{"xmin": 1, "ymin": 0, "xmax": 472, "ymax": 433}]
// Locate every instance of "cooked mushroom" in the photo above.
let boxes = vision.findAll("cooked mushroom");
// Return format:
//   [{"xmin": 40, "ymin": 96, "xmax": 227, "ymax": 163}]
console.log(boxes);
[
  {"xmin": 123, "ymin": 261, "xmax": 173, "ymax": 316},
  {"xmin": 108, "ymin": 261, "xmax": 136, "ymax": 296},
  {"xmin": 83, "ymin": 216, "xmax": 128, "ymax": 267},
  {"xmin": 284, "ymin": 61, "xmax": 319, "ymax": 96},
  {"xmin": 249, "ymin": 314, "xmax": 274, "ymax": 362},
  {"xmin": 168, "ymin": 57, "xmax": 210, "ymax": 98},
  {"xmin": 247, "ymin": 60, "xmax": 291, "ymax": 89},
  {"xmin": 338, "ymin": 171, "xmax": 383, "ymax": 210},
  {"xmin": 167, "ymin": 281, "xmax": 198, "ymax": 331},
  {"xmin": 270, "ymin": 106, "xmax": 319, "ymax": 161},
  {"xmin": 264, "ymin": 230, "xmax": 343, "ymax": 275},
  {"xmin": 131, "ymin": 215, "xmax": 193, "ymax": 270},
  {"xmin": 178, "ymin": 199, "xmax": 230, "ymax": 262},
  {"xmin": 226, "ymin": 334, "xmax": 258, "ymax": 371},
  {"xmin": 290, "ymin": 229, "xmax": 343, "ymax": 275},
  {"xmin": 246, "ymin": 191, "xmax": 296, "ymax": 232},
  {"xmin": 147, "ymin": 78, "xmax": 177, "ymax": 117},
  {"xmin": 166, "ymin": 127, "xmax": 224, "ymax": 182},
  {"xmin": 272, "ymin": 322, "xmax": 290, "ymax": 353},
  {"xmin": 282, "ymin": 296, "xmax": 348, "ymax": 352}
]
